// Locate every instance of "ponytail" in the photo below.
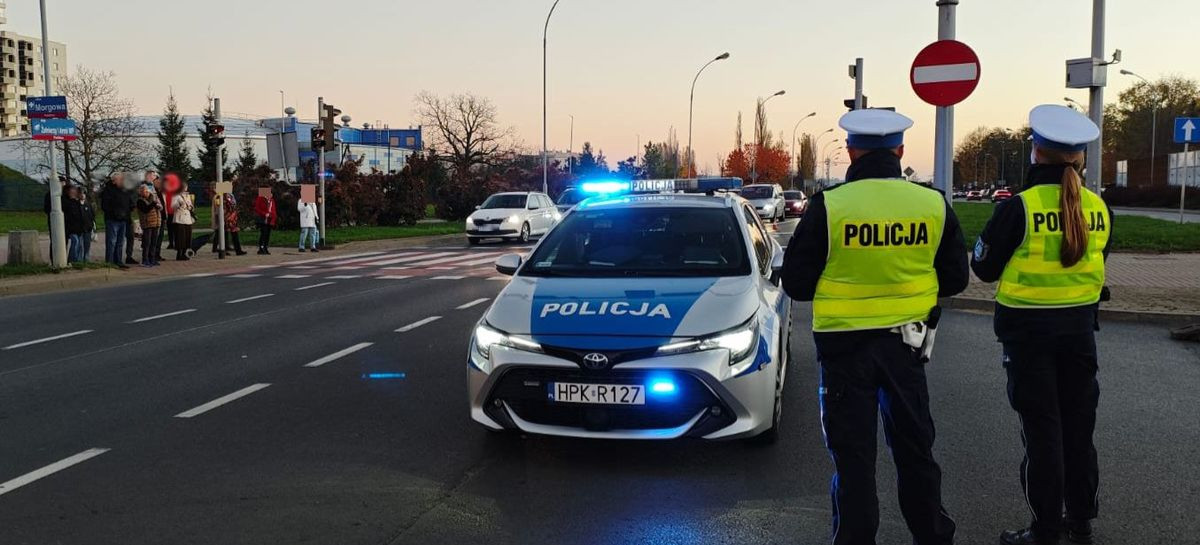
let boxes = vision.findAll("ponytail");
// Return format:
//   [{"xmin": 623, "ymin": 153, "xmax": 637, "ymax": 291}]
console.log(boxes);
[{"xmin": 1058, "ymin": 160, "xmax": 1088, "ymax": 267}]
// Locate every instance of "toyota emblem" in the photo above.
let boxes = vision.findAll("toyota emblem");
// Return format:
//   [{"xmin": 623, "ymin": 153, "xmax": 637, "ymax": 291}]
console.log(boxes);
[{"xmin": 581, "ymin": 352, "xmax": 610, "ymax": 370}]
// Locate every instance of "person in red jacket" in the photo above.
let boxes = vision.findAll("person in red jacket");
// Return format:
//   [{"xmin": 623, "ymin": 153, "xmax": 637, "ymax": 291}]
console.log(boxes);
[{"xmin": 253, "ymin": 187, "xmax": 278, "ymax": 255}]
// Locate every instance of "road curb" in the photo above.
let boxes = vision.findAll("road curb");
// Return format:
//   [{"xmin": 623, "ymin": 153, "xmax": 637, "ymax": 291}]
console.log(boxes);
[{"xmin": 943, "ymin": 296, "xmax": 1200, "ymax": 326}]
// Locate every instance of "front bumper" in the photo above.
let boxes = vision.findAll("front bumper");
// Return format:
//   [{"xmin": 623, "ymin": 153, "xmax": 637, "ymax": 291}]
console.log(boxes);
[
  {"xmin": 469, "ymin": 344, "xmax": 776, "ymax": 440},
  {"xmin": 754, "ymin": 207, "xmax": 777, "ymax": 219},
  {"xmin": 467, "ymin": 228, "xmax": 517, "ymax": 237}
]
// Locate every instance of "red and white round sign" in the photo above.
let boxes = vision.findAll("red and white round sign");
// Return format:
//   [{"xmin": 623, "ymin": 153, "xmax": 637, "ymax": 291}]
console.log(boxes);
[{"xmin": 910, "ymin": 40, "xmax": 980, "ymax": 107}]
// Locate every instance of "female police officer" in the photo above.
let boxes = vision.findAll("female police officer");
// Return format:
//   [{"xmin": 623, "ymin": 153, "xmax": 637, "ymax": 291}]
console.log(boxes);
[{"xmin": 971, "ymin": 105, "xmax": 1112, "ymax": 545}]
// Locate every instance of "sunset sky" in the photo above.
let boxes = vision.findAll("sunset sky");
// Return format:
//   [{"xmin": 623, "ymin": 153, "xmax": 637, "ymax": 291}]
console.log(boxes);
[{"xmin": 7, "ymin": 0, "xmax": 1195, "ymax": 179}]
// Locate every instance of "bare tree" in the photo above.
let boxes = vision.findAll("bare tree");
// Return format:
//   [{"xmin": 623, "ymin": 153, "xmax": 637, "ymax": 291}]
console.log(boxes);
[
  {"xmin": 51, "ymin": 66, "xmax": 146, "ymax": 188},
  {"xmin": 414, "ymin": 91, "xmax": 513, "ymax": 176}
]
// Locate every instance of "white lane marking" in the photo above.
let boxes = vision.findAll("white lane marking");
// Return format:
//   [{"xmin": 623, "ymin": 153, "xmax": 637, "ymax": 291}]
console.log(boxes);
[
  {"xmin": 294, "ymin": 281, "xmax": 335, "ymax": 291},
  {"xmin": 377, "ymin": 275, "xmax": 412, "ymax": 280},
  {"xmin": 3, "ymin": 329, "xmax": 93, "ymax": 351},
  {"xmin": 289, "ymin": 265, "xmax": 318, "ymax": 270},
  {"xmin": 250, "ymin": 265, "xmax": 276, "ymax": 269},
  {"xmin": 275, "ymin": 274, "xmax": 311, "ymax": 279},
  {"xmin": 230, "ymin": 273, "xmax": 262, "ymax": 278},
  {"xmin": 428, "ymin": 266, "xmax": 457, "ymax": 270},
  {"xmin": 396, "ymin": 316, "xmax": 441, "ymax": 332},
  {"xmin": 456, "ymin": 298, "xmax": 490, "ymax": 310},
  {"xmin": 225, "ymin": 293, "xmax": 275, "ymax": 304},
  {"xmin": 432, "ymin": 275, "xmax": 466, "ymax": 280},
  {"xmin": 488, "ymin": 276, "xmax": 509, "ymax": 281},
  {"xmin": 331, "ymin": 266, "xmax": 363, "ymax": 271},
  {"xmin": 303, "ymin": 342, "xmax": 374, "ymax": 368},
  {"xmin": 913, "ymin": 62, "xmax": 978, "ymax": 84},
  {"xmin": 280, "ymin": 250, "xmax": 384, "ymax": 266},
  {"xmin": 0, "ymin": 448, "xmax": 110, "ymax": 497},
  {"xmin": 325, "ymin": 251, "xmax": 421, "ymax": 266},
  {"xmin": 326, "ymin": 275, "xmax": 362, "ymax": 279},
  {"xmin": 459, "ymin": 256, "xmax": 506, "ymax": 267},
  {"xmin": 406, "ymin": 253, "xmax": 500, "ymax": 267},
  {"xmin": 174, "ymin": 383, "xmax": 272, "ymax": 418},
  {"xmin": 361, "ymin": 251, "xmax": 456, "ymax": 267},
  {"xmin": 382, "ymin": 266, "xmax": 411, "ymax": 271},
  {"xmin": 188, "ymin": 272, "xmax": 217, "ymax": 277},
  {"xmin": 127, "ymin": 309, "xmax": 197, "ymax": 324}
]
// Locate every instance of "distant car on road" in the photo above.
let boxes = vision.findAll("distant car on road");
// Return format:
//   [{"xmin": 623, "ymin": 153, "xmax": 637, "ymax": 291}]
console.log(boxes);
[
  {"xmin": 782, "ymin": 190, "xmax": 807, "ymax": 217},
  {"xmin": 952, "ymin": 190, "xmax": 966, "ymax": 199},
  {"xmin": 555, "ymin": 187, "xmax": 587, "ymax": 214},
  {"xmin": 741, "ymin": 184, "xmax": 786, "ymax": 223},
  {"xmin": 466, "ymin": 191, "xmax": 561, "ymax": 245},
  {"xmin": 991, "ymin": 189, "xmax": 1013, "ymax": 202},
  {"xmin": 966, "ymin": 190, "xmax": 983, "ymax": 201}
]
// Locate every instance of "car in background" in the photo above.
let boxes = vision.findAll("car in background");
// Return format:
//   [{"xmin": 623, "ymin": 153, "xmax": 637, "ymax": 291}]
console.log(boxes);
[
  {"xmin": 555, "ymin": 187, "xmax": 587, "ymax": 214},
  {"xmin": 469, "ymin": 193, "xmax": 792, "ymax": 442},
  {"xmin": 782, "ymin": 190, "xmax": 807, "ymax": 217},
  {"xmin": 966, "ymin": 190, "xmax": 983, "ymax": 201},
  {"xmin": 741, "ymin": 184, "xmax": 786, "ymax": 223},
  {"xmin": 991, "ymin": 188, "xmax": 1013, "ymax": 202},
  {"xmin": 466, "ymin": 191, "xmax": 561, "ymax": 245},
  {"xmin": 952, "ymin": 190, "xmax": 966, "ymax": 200}
]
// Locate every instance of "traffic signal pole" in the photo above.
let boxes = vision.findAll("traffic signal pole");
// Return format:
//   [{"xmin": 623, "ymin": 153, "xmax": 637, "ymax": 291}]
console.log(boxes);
[
  {"xmin": 39, "ymin": 0, "xmax": 66, "ymax": 268},
  {"xmin": 933, "ymin": 0, "xmax": 957, "ymax": 202},
  {"xmin": 317, "ymin": 96, "xmax": 326, "ymax": 243},
  {"xmin": 214, "ymin": 97, "xmax": 226, "ymax": 259}
]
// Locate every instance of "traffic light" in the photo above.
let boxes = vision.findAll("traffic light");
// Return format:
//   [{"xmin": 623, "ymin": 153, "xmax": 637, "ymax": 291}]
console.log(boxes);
[
  {"xmin": 311, "ymin": 127, "xmax": 326, "ymax": 151},
  {"xmin": 321, "ymin": 104, "xmax": 342, "ymax": 152},
  {"xmin": 208, "ymin": 123, "xmax": 225, "ymax": 146},
  {"xmin": 844, "ymin": 96, "xmax": 868, "ymax": 111}
]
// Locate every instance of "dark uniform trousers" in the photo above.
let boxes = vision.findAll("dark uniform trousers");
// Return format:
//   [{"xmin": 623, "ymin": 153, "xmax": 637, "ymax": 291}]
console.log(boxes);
[
  {"xmin": 1002, "ymin": 332, "xmax": 1100, "ymax": 539},
  {"xmin": 818, "ymin": 333, "xmax": 956, "ymax": 545}
]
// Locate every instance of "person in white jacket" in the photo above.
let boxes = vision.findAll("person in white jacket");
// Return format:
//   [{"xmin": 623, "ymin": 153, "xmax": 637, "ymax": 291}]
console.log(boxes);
[{"xmin": 298, "ymin": 200, "xmax": 320, "ymax": 252}]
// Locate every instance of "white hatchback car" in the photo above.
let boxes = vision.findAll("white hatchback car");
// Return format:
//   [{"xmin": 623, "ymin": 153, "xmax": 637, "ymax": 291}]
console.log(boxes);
[{"xmin": 466, "ymin": 192, "xmax": 561, "ymax": 244}]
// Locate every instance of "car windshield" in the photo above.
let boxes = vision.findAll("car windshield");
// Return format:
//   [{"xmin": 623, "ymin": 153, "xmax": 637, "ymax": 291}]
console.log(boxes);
[
  {"xmin": 783, "ymin": 191, "xmax": 804, "ymax": 200},
  {"xmin": 521, "ymin": 207, "xmax": 750, "ymax": 278},
  {"xmin": 557, "ymin": 188, "xmax": 586, "ymax": 206},
  {"xmin": 741, "ymin": 186, "xmax": 773, "ymax": 199},
  {"xmin": 480, "ymin": 194, "xmax": 527, "ymax": 209}
]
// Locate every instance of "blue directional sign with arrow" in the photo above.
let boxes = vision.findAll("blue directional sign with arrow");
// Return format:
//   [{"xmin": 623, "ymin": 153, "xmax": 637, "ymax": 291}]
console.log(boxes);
[{"xmin": 1175, "ymin": 117, "xmax": 1200, "ymax": 144}]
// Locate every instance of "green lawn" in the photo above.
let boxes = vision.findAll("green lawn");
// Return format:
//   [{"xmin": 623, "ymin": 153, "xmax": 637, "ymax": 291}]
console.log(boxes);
[
  {"xmin": 0, "ymin": 261, "xmax": 113, "ymax": 278},
  {"xmin": 0, "ymin": 208, "xmax": 213, "ymax": 233},
  {"xmin": 256, "ymin": 222, "xmax": 464, "ymax": 247},
  {"xmin": 953, "ymin": 202, "xmax": 1200, "ymax": 253}
]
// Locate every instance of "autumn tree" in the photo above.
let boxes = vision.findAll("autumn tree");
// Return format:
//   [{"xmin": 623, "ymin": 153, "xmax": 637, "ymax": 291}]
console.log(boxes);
[
  {"xmin": 798, "ymin": 133, "xmax": 817, "ymax": 183},
  {"xmin": 1103, "ymin": 75, "xmax": 1200, "ymax": 185},
  {"xmin": 46, "ymin": 66, "xmax": 146, "ymax": 189},
  {"xmin": 414, "ymin": 91, "xmax": 513, "ymax": 177},
  {"xmin": 953, "ymin": 126, "xmax": 1032, "ymax": 188}
]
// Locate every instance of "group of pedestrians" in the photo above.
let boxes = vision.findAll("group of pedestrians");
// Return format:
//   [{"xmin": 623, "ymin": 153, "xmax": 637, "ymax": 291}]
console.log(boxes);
[
  {"xmin": 98, "ymin": 171, "xmax": 197, "ymax": 268},
  {"xmin": 44, "ymin": 183, "xmax": 98, "ymax": 263}
]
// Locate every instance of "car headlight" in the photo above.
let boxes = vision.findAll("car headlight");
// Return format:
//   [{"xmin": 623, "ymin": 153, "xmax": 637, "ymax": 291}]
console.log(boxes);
[
  {"xmin": 471, "ymin": 323, "xmax": 542, "ymax": 372},
  {"xmin": 655, "ymin": 318, "xmax": 758, "ymax": 364},
  {"xmin": 506, "ymin": 214, "xmax": 521, "ymax": 224}
]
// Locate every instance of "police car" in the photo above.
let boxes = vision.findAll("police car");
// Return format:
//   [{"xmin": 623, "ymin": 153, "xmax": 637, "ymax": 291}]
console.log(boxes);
[{"xmin": 468, "ymin": 179, "xmax": 792, "ymax": 442}]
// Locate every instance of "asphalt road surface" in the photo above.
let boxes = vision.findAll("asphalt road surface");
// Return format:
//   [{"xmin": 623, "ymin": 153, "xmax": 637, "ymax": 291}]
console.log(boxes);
[{"xmin": 2, "ymin": 217, "xmax": 1197, "ymax": 545}]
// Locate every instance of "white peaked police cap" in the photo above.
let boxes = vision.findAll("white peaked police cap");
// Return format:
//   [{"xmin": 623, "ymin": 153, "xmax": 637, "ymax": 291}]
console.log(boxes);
[{"xmin": 1029, "ymin": 104, "xmax": 1100, "ymax": 152}]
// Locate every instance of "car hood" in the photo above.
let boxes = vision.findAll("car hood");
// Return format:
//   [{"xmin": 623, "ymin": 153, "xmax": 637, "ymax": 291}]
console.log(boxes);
[
  {"xmin": 470, "ymin": 208, "xmax": 524, "ymax": 221},
  {"xmin": 484, "ymin": 275, "xmax": 758, "ymax": 349},
  {"xmin": 747, "ymin": 198, "xmax": 777, "ymax": 207}
]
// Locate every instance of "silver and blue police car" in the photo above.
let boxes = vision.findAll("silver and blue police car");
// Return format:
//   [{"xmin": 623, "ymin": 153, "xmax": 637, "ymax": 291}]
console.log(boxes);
[{"xmin": 468, "ymin": 180, "xmax": 792, "ymax": 442}]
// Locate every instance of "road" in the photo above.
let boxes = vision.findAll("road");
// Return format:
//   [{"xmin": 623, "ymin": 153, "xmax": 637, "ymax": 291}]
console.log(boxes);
[
  {"xmin": 1110, "ymin": 206, "xmax": 1200, "ymax": 224},
  {"xmin": 2, "ymin": 218, "xmax": 1197, "ymax": 545}
]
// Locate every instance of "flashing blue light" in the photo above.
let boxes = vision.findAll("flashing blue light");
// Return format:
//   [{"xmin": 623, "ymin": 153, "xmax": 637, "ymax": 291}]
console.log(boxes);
[
  {"xmin": 362, "ymin": 372, "xmax": 407, "ymax": 380},
  {"xmin": 580, "ymin": 181, "xmax": 630, "ymax": 195},
  {"xmin": 649, "ymin": 380, "xmax": 677, "ymax": 395}
]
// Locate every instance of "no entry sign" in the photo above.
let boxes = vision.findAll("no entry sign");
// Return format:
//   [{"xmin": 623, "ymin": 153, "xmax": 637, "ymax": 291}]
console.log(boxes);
[{"xmin": 910, "ymin": 40, "xmax": 980, "ymax": 107}]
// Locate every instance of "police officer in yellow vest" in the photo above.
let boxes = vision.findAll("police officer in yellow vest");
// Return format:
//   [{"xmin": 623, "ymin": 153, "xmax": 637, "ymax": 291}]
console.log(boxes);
[
  {"xmin": 781, "ymin": 108, "xmax": 968, "ymax": 545},
  {"xmin": 972, "ymin": 105, "xmax": 1112, "ymax": 545}
]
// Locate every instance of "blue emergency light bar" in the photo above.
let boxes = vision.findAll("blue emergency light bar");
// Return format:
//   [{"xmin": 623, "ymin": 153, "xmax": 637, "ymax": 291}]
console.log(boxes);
[
  {"xmin": 630, "ymin": 177, "xmax": 743, "ymax": 194},
  {"xmin": 580, "ymin": 181, "xmax": 630, "ymax": 195}
]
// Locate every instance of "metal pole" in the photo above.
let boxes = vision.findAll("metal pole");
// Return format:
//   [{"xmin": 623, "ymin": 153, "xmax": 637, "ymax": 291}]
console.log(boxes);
[
  {"xmin": 1086, "ymin": 0, "xmax": 1105, "ymax": 192},
  {"xmin": 688, "ymin": 53, "xmax": 728, "ymax": 179},
  {"xmin": 317, "ymin": 96, "xmax": 327, "ymax": 243},
  {"xmin": 933, "ymin": 0, "xmax": 958, "ymax": 202},
  {"xmin": 751, "ymin": 91, "xmax": 784, "ymax": 184},
  {"xmin": 1182, "ymin": 143, "xmax": 1190, "ymax": 224},
  {"xmin": 214, "ymin": 98, "xmax": 226, "ymax": 259},
  {"xmin": 279, "ymin": 91, "xmax": 290, "ymax": 184},
  {"xmin": 568, "ymin": 114, "xmax": 573, "ymax": 176},
  {"xmin": 1150, "ymin": 102, "xmax": 1157, "ymax": 185},
  {"xmin": 542, "ymin": 0, "xmax": 561, "ymax": 194},
  {"xmin": 790, "ymin": 112, "xmax": 814, "ymax": 189},
  {"xmin": 853, "ymin": 58, "xmax": 864, "ymax": 110},
  {"xmin": 39, "ymin": 0, "xmax": 65, "ymax": 268}
]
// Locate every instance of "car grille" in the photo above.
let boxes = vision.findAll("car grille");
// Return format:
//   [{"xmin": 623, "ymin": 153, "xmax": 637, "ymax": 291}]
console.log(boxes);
[
  {"xmin": 473, "ymin": 218, "xmax": 504, "ymax": 226},
  {"xmin": 484, "ymin": 367, "xmax": 734, "ymax": 434}
]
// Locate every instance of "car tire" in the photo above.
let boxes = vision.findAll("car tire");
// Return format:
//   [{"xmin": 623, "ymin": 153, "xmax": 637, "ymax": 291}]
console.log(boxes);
[
  {"xmin": 468, "ymin": 237, "xmax": 481, "ymax": 246},
  {"xmin": 747, "ymin": 314, "xmax": 791, "ymax": 447},
  {"xmin": 518, "ymin": 222, "xmax": 531, "ymax": 243}
]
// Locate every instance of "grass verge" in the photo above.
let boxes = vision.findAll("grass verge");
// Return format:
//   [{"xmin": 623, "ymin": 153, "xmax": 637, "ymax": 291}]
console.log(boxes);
[
  {"xmin": 1, "ymin": 208, "xmax": 213, "ymax": 233},
  {"xmin": 954, "ymin": 202, "xmax": 1200, "ymax": 253},
  {"xmin": 0, "ymin": 261, "xmax": 113, "ymax": 279}
]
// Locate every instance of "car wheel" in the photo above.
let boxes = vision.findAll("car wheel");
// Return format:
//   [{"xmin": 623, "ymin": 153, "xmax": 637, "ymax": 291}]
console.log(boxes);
[
  {"xmin": 748, "ymin": 318, "xmax": 790, "ymax": 446},
  {"xmin": 468, "ymin": 237, "xmax": 480, "ymax": 246},
  {"xmin": 518, "ymin": 222, "xmax": 531, "ymax": 243}
]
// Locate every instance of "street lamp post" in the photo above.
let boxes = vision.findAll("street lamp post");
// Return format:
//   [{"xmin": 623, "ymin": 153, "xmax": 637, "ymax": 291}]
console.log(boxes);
[
  {"xmin": 790, "ymin": 112, "xmax": 816, "ymax": 188},
  {"xmin": 39, "ymin": 0, "xmax": 65, "ymax": 268},
  {"xmin": 1120, "ymin": 69, "xmax": 1158, "ymax": 185},
  {"xmin": 687, "ymin": 52, "xmax": 730, "ymax": 178},
  {"xmin": 568, "ymin": 114, "xmax": 574, "ymax": 176},
  {"xmin": 823, "ymin": 146, "xmax": 843, "ymax": 184},
  {"xmin": 750, "ymin": 90, "xmax": 785, "ymax": 183},
  {"xmin": 542, "ymin": 0, "xmax": 562, "ymax": 194}
]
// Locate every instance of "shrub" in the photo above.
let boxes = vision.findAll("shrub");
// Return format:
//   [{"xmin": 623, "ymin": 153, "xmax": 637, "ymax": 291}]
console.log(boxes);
[{"xmin": 1102, "ymin": 186, "xmax": 1199, "ymax": 210}]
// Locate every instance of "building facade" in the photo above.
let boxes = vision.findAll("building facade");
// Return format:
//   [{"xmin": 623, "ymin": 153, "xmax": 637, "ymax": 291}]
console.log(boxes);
[{"xmin": 0, "ymin": 24, "xmax": 67, "ymax": 137}]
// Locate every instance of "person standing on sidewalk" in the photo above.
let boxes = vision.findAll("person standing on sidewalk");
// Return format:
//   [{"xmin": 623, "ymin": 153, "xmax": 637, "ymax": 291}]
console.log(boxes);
[
  {"xmin": 124, "ymin": 175, "xmax": 143, "ymax": 265},
  {"xmin": 100, "ymin": 173, "xmax": 132, "ymax": 269},
  {"xmin": 135, "ymin": 185, "xmax": 162, "ymax": 267},
  {"xmin": 297, "ymin": 198, "xmax": 319, "ymax": 252},
  {"xmin": 171, "ymin": 186, "xmax": 196, "ymax": 261},
  {"xmin": 213, "ymin": 192, "xmax": 247, "ymax": 256},
  {"xmin": 254, "ymin": 187, "xmax": 278, "ymax": 255},
  {"xmin": 62, "ymin": 184, "xmax": 85, "ymax": 263},
  {"xmin": 78, "ymin": 186, "xmax": 96, "ymax": 262},
  {"xmin": 971, "ymin": 105, "xmax": 1114, "ymax": 545},
  {"xmin": 150, "ymin": 174, "xmax": 168, "ymax": 263}
]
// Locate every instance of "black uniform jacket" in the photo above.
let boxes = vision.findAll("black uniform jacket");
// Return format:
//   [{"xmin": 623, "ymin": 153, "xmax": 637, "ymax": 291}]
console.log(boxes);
[
  {"xmin": 970, "ymin": 163, "xmax": 1114, "ymax": 342},
  {"xmin": 781, "ymin": 150, "xmax": 970, "ymax": 356}
]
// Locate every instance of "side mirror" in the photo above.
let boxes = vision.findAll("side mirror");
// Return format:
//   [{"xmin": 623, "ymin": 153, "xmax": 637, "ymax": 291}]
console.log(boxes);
[
  {"xmin": 474, "ymin": 205, "xmax": 481, "ymax": 210},
  {"xmin": 769, "ymin": 239, "xmax": 785, "ymax": 285},
  {"xmin": 495, "ymin": 253, "xmax": 522, "ymax": 276}
]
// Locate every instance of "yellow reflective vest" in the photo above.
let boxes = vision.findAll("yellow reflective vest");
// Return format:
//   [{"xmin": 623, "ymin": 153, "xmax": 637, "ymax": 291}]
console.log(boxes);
[
  {"xmin": 813, "ymin": 179, "xmax": 945, "ymax": 332},
  {"xmin": 995, "ymin": 184, "xmax": 1110, "ymax": 308}
]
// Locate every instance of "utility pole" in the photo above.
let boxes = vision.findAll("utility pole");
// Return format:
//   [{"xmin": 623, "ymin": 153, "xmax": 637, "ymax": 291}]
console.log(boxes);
[
  {"xmin": 542, "ymin": 0, "xmax": 561, "ymax": 194},
  {"xmin": 214, "ymin": 97, "xmax": 226, "ymax": 259},
  {"xmin": 853, "ymin": 58, "xmax": 864, "ymax": 110},
  {"xmin": 39, "ymin": 0, "xmax": 65, "ymax": 268},
  {"xmin": 317, "ymin": 96, "xmax": 327, "ymax": 243},
  {"xmin": 568, "ymin": 114, "xmax": 574, "ymax": 176},
  {"xmin": 933, "ymin": 0, "xmax": 957, "ymax": 202},
  {"xmin": 1086, "ymin": 0, "xmax": 1105, "ymax": 192}
]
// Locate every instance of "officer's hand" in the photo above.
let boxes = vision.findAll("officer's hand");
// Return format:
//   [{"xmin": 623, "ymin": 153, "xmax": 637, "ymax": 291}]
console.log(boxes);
[{"xmin": 1100, "ymin": 286, "xmax": 1111, "ymax": 302}]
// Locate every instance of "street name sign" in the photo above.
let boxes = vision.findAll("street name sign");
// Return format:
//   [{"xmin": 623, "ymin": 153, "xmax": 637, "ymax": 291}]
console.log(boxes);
[
  {"xmin": 1174, "ymin": 117, "xmax": 1200, "ymax": 144},
  {"xmin": 910, "ymin": 40, "xmax": 981, "ymax": 107},
  {"xmin": 26, "ymin": 95, "xmax": 68, "ymax": 119},
  {"xmin": 31, "ymin": 118, "xmax": 77, "ymax": 141}
]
